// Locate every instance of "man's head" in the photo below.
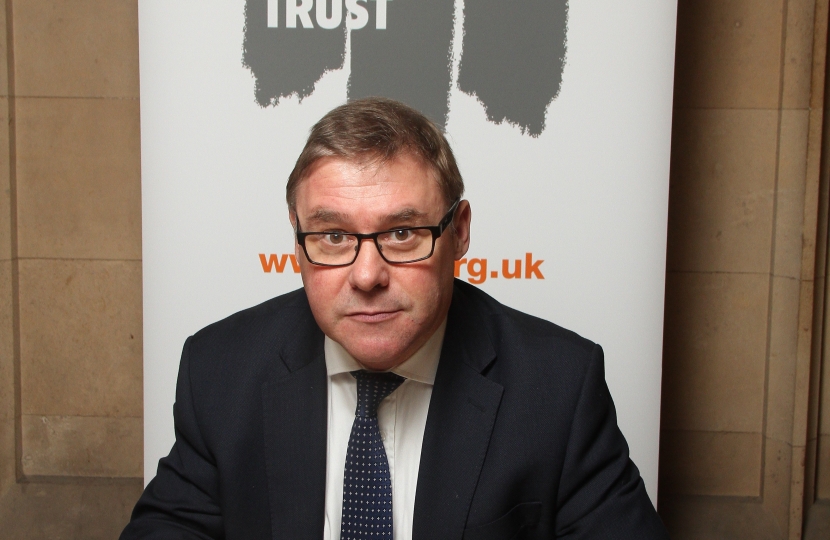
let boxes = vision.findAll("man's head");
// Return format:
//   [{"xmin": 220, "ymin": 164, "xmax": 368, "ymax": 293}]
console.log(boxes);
[
  {"xmin": 288, "ymin": 98, "xmax": 471, "ymax": 371},
  {"xmin": 287, "ymin": 97, "xmax": 464, "ymax": 210}
]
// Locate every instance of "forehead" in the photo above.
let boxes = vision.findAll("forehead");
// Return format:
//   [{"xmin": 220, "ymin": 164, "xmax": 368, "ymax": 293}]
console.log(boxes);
[{"xmin": 295, "ymin": 153, "xmax": 442, "ymax": 211}]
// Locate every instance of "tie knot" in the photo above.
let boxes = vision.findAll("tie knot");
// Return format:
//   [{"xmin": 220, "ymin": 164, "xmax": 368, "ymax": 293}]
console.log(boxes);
[{"xmin": 352, "ymin": 370, "xmax": 405, "ymax": 418}]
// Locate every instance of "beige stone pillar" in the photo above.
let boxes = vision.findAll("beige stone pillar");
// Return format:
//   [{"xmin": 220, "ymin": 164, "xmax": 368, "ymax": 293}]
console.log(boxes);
[
  {"xmin": 0, "ymin": 1, "xmax": 144, "ymax": 537},
  {"xmin": 659, "ymin": 1, "xmax": 830, "ymax": 538}
]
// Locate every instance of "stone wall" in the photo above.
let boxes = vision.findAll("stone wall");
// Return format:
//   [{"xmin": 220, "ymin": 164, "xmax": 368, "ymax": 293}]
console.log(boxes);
[
  {"xmin": 0, "ymin": 1, "xmax": 143, "ymax": 537},
  {"xmin": 659, "ymin": 1, "xmax": 830, "ymax": 539}
]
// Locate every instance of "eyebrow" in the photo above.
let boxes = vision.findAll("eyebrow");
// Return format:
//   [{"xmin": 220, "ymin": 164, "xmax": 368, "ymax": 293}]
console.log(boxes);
[
  {"xmin": 306, "ymin": 208, "xmax": 347, "ymax": 224},
  {"xmin": 388, "ymin": 207, "xmax": 429, "ymax": 222},
  {"xmin": 301, "ymin": 207, "xmax": 430, "ymax": 229}
]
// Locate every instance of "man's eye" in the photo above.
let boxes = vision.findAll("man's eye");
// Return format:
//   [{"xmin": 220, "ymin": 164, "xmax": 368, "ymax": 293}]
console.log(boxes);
[
  {"xmin": 325, "ymin": 233, "xmax": 345, "ymax": 244},
  {"xmin": 392, "ymin": 230, "xmax": 412, "ymax": 242}
]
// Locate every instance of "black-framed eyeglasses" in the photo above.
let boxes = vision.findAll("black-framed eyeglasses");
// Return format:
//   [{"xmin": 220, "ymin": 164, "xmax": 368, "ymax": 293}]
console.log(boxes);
[{"xmin": 295, "ymin": 199, "xmax": 461, "ymax": 267}]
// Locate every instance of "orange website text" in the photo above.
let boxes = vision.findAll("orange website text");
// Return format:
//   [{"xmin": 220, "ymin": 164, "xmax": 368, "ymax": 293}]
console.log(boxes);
[{"xmin": 259, "ymin": 252, "xmax": 544, "ymax": 285}]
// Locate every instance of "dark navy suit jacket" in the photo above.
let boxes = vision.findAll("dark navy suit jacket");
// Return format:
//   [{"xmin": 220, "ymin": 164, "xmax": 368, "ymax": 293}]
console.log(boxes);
[{"xmin": 122, "ymin": 280, "xmax": 668, "ymax": 539}]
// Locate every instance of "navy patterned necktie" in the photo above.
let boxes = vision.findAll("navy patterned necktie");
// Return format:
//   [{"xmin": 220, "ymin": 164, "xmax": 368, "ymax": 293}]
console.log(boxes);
[{"xmin": 340, "ymin": 370, "xmax": 405, "ymax": 540}]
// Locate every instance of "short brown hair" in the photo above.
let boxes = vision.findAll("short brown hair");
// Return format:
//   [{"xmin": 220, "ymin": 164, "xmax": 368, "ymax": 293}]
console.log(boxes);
[{"xmin": 286, "ymin": 97, "xmax": 464, "ymax": 209}]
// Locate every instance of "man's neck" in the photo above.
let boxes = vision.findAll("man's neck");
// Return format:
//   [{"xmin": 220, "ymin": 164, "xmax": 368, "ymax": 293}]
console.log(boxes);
[{"xmin": 324, "ymin": 318, "xmax": 447, "ymax": 384}]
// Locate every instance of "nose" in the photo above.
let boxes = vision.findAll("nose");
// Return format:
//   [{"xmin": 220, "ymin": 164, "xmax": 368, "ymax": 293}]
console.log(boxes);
[{"xmin": 348, "ymin": 238, "xmax": 390, "ymax": 291}]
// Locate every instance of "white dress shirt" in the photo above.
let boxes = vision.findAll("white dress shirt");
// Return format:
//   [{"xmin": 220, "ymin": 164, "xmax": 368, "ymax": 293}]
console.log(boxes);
[{"xmin": 322, "ymin": 320, "xmax": 446, "ymax": 540}]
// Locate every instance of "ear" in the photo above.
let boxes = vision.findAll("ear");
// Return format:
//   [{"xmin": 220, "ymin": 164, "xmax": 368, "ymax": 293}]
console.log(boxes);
[{"xmin": 452, "ymin": 200, "xmax": 471, "ymax": 259}]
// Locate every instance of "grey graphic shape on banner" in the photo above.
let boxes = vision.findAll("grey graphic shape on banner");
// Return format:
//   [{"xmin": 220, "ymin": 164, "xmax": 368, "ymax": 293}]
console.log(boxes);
[
  {"xmin": 348, "ymin": 0, "xmax": 454, "ymax": 126},
  {"xmin": 242, "ymin": 0, "xmax": 567, "ymax": 135},
  {"xmin": 458, "ymin": 0, "xmax": 568, "ymax": 136},
  {"xmin": 243, "ymin": 0, "xmax": 346, "ymax": 104}
]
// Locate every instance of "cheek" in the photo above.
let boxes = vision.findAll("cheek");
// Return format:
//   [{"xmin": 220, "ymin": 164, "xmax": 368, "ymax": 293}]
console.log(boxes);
[
  {"xmin": 301, "ymin": 268, "xmax": 347, "ymax": 323},
  {"xmin": 429, "ymin": 244, "xmax": 459, "ymax": 289},
  {"xmin": 395, "ymin": 266, "xmax": 451, "ymax": 317}
]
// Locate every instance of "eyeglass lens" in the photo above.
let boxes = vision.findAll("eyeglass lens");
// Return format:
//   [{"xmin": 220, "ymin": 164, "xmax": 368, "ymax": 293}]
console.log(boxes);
[{"xmin": 303, "ymin": 228, "xmax": 435, "ymax": 265}]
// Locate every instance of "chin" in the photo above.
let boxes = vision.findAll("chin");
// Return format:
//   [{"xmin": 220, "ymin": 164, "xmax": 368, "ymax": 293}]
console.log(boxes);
[{"xmin": 343, "ymin": 338, "xmax": 411, "ymax": 370}]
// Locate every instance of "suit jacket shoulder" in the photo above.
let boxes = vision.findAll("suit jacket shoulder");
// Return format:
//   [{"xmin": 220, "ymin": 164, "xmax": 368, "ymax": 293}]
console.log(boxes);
[
  {"xmin": 432, "ymin": 280, "xmax": 668, "ymax": 539},
  {"xmin": 448, "ymin": 279, "xmax": 598, "ymax": 390},
  {"xmin": 181, "ymin": 286, "xmax": 325, "ymax": 454},
  {"xmin": 122, "ymin": 287, "xmax": 328, "ymax": 540}
]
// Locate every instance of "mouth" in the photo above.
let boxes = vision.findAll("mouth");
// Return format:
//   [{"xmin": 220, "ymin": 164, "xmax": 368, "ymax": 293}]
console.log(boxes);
[{"xmin": 346, "ymin": 310, "xmax": 401, "ymax": 323}]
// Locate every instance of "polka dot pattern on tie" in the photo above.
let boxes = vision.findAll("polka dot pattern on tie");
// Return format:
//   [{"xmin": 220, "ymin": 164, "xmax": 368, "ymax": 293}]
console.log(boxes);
[{"xmin": 340, "ymin": 370, "xmax": 404, "ymax": 540}]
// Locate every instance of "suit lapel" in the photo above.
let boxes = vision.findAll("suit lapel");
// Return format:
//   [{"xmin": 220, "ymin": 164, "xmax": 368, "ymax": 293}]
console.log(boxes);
[
  {"xmin": 413, "ymin": 287, "xmax": 504, "ymax": 540},
  {"xmin": 262, "ymin": 300, "xmax": 328, "ymax": 540}
]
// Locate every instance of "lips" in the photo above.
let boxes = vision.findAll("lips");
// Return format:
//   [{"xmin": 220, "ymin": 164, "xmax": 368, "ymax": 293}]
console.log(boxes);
[{"xmin": 346, "ymin": 310, "xmax": 401, "ymax": 323}]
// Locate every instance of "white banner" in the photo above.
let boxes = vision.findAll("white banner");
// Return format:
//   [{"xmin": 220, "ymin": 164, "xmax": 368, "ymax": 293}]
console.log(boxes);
[{"xmin": 139, "ymin": 0, "xmax": 678, "ymax": 502}]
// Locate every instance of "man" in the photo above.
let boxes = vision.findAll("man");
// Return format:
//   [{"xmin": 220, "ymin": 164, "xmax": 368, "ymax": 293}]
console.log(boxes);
[{"xmin": 122, "ymin": 98, "xmax": 668, "ymax": 539}]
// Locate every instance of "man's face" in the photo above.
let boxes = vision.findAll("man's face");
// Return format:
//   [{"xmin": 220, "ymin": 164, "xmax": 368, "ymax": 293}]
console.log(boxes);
[{"xmin": 292, "ymin": 153, "xmax": 471, "ymax": 371}]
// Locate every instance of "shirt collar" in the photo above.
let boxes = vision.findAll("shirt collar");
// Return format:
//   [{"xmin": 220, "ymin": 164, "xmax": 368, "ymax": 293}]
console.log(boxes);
[{"xmin": 324, "ymin": 318, "xmax": 447, "ymax": 385}]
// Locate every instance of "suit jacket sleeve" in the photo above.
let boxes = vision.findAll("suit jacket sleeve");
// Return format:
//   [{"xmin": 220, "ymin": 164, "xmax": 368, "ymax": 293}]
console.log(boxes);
[
  {"xmin": 120, "ymin": 336, "xmax": 224, "ymax": 540},
  {"xmin": 554, "ymin": 344, "xmax": 668, "ymax": 539}
]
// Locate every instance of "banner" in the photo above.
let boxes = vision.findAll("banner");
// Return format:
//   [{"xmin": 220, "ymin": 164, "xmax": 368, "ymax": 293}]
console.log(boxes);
[{"xmin": 139, "ymin": 0, "xmax": 678, "ymax": 501}]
